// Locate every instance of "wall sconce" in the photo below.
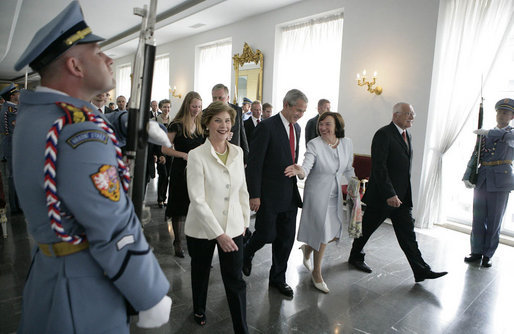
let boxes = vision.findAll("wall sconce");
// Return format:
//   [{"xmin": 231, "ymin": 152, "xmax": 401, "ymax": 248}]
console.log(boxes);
[
  {"xmin": 356, "ymin": 69, "xmax": 382, "ymax": 95},
  {"xmin": 169, "ymin": 86, "xmax": 182, "ymax": 99}
]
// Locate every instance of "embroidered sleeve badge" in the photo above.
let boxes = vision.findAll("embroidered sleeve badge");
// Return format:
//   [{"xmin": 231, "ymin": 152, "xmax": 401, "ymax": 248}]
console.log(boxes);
[{"xmin": 91, "ymin": 165, "xmax": 120, "ymax": 201}]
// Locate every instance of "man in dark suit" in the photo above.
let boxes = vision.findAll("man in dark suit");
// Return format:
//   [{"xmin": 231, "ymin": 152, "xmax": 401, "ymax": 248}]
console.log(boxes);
[
  {"xmin": 304, "ymin": 99, "xmax": 330, "ymax": 146},
  {"xmin": 211, "ymin": 84, "xmax": 249, "ymax": 162},
  {"xmin": 91, "ymin": 92, "xmax": 110, "ymax": 114},
  {"xmin": 243, "ymin": 89, "xmax": 307, "ymax": 298},
  {"xmin": 243, "ymin": 100, "xmax": 262, "ymax": 145},
  {"xmin": 348, "ymin": 102, "xmax": 448, "ymax": 283},
  {"xmin": 115, "ymin": 95, "xmax": 128, "ymax": 112}
]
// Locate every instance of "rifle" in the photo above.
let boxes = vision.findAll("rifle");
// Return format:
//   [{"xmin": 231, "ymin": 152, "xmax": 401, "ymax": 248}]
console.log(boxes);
[
  {"xmin": 468, "ymin": 88, "xmax": 484, "ymax": 185},
  {"xmin": 126, "ymin": 0, "xmax": 157, "ymax": 220}
]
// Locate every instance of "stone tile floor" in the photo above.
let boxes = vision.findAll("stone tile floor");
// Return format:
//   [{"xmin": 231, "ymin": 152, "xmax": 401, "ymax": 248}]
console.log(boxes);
[{"xmin": 1, "ymin": 178, "xmax": 513, "ymax": 333}]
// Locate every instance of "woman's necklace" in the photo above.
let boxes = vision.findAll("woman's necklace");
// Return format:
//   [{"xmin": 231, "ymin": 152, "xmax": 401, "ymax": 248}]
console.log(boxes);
[{"xmin": 326, "ymin": 138, "xmax": 339, "ymax": 148}]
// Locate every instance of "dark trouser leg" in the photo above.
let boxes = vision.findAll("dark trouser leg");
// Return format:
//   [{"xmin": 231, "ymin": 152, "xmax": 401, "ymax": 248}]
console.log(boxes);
[
  {"xmin": 390, "ymin": 205, "xmax": 430, "ymax": 276},
  {"xmin": 0, "ymin": 170, "xmax": 6, "ymax": 208},
  {"xmin": 219, "ymin": 235, "xmax": 248, "ymax": 334},
  {"xmin": 186, "ymin": 236, "xmax": 216, "ymax": 315},
  {"xmin": 6, "ymin": 156, "xmax": 19, "ymax": 212},
  {"xmin": 471, "ymin": 184, "xmax": 488, "ymax": 255},
  {"xmin": 269, "ymin": 208, "xmax": 297, "ymax": 284},
  {"xmin": 483, "ymin": 191, "xmax": 509, "ymax": 258},
  {"xmin": 156, "ymin": 162, "xmax": 170, "ymax": 203},
  {"xmin": 349, "ymin": 206, "xmax": 387, "ymax": 261},
  {"xmin": 172, "ymin": 216, "xmax": 184, "ymax": 249},
  {"xmin": 244, "ymin": 204, "xmax": 277, "ymax": 260}
]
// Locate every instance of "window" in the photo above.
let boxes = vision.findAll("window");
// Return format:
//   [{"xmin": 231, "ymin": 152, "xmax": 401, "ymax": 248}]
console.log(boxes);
[
  {"xmin": 195, "ymin": 39, "xmax": 232, "ymax": 105},
  {"xmin": 152, "ymin": 54, "xmax": 170, "ymax": 102},
  {"xmin": 444, "ymin": 26, "xmax": 514, "ymax": 236},
  {"xmin": 116, "ymin": 63, "xmax": 132, "ymax": 100},
  {"xmin": 274, "ymin": 12, "xmax": 344, "ymax": 158}
]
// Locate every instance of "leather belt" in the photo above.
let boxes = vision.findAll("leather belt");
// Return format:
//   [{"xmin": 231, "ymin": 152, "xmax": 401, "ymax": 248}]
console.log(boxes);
[
  {"xmin": 39, "ymin": 240, "xmax": 89, "ymax": 257},
  {"xmin": 481, "ymin": 160, "xmax": 512, "ymax": 166}
]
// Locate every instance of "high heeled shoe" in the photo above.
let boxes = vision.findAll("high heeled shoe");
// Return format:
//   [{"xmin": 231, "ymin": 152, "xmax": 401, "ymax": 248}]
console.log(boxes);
[
  {"xmin": 299, "ymin": 244, "xmax": 312, "ymax": 271},
  {"xmin": 311, "ymin": 275, "xmax": 329, "ymax": 293}
]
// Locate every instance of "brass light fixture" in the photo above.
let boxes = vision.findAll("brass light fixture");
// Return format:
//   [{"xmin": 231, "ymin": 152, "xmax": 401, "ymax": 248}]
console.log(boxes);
[
  {"xmin": 169, "ymin": 86, "xmax": 182, "ymax": 99},
  {"xmin": 356, "ymin": 69, "xmax": 382, "ymax": 95}
]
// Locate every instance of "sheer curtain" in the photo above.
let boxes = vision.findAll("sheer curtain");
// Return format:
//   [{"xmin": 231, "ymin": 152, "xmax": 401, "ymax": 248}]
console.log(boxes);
[
  {"xmin": 152, "ymin": 54, "xmax": 170, "ymax": 102},
  {"xmin": 274, "ymin": 12, "xmax": 343, "ymax": 155},
  {"xmin": 416, "ymin": 0, "xmax": 514, "ymax": 228},
  {"xmin": 116, "ymin": 63, "xmax": 132, "ymax": 99},
  {"xmin": 195, "ymin": 39, "xmax": 232, "ymax": 104}
]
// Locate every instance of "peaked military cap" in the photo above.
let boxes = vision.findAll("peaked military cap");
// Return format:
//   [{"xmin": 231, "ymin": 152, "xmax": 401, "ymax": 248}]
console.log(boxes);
[
  {"xmin": 15, "ymin": 1, "xmax": 104, "ymax": 71},
  {"xmin": 0, "ymin": 83, "xmax": 19, "ymax": 100},
  {"xmin": 242, "ymin": 97, "xmax": 252, "ymax": 105},
  {"xmin": 495, "ymin": 98, "xmax": 514, "ymax": 112}
]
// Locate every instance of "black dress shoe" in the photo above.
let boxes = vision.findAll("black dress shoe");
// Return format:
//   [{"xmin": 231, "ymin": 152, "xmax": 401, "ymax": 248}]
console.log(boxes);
[
  {"xmin": 464, "ymin": 253, "xmax": 482, "ymax": 263},
  {"xmin": 174, "ymin": 247, "xmax": 185, "ymax": 258},
  {"xmin": 414, "ymin": 270, "xmax": 448, "ymax": 283},
  {"xmin": 349, "ymin": 259, "xmax": 372, "ymax": 273},
  {"xmin": 269, "ymin": 282, "xmax": 294, "ymax": 298},
  {"xmin": 481, "ymin": 256, "xmax": 492, "ymax": 267}
]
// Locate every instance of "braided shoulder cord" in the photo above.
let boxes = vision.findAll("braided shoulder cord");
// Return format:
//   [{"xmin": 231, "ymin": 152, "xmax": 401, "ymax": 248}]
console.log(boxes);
[{"xmin": 44, "ymin": 103, "xmax": 130, "ymax": 244}]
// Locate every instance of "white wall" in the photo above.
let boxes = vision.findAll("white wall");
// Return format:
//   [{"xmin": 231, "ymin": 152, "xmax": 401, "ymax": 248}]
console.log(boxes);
[{"xmin": 113, "ymin": 0, "xmax": 440, "ymax": 213}]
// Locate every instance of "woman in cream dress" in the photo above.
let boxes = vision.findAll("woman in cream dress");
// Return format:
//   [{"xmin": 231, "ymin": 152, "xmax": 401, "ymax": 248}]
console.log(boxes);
[{"xmin": 285, "ymin": 112, "xmax": 355, "ymax": 293}]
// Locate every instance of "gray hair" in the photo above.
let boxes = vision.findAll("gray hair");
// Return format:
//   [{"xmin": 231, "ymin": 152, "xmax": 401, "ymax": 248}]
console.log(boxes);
[
  {"xmin": 393, "ymin": 102, "xmax": 411, "ymax": 113},
  {"xmin": 211, "ymin": 83, "xmax": 229, "ymax": 94},
  {"xmin": 283, "ymin": 89, "xmax": 308, "ymax": 107}
]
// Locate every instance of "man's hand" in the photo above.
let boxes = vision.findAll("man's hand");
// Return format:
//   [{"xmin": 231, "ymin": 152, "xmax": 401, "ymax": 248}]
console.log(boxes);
[
  {"xmin": 463, "ymin": 180, "xmax": 475, "ymax": 189},
  {"xmin": 250, "ymin": 198, "xmax": 261, "ymax": 212},
  {"xmin": 137, "ymin": 295, "xmax": 172, "ymax": 328},
  {"xmin": 158, "ymin": 156, "xmax": 166, "ymax": 164},
  {"xmin": 473, "ymin": 129, "xmax": 489, "ymax": 136},
  {"xmin": 386, "ymin": 195, "xmax": 402, "ymax": 208}
]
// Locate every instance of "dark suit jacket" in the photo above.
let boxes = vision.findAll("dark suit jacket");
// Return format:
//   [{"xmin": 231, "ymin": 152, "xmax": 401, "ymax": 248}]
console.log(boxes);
[
  {"xmin": 246, "ymin": 113, "xmax": 302, "ymax": 212},
  {"xmin": 304, "ymin": 114, "xmax": 319, "ymax": 146},
  {"xmin": 228, "ymin": 103, "xmax": 249, "ymax": 163},
  {"xmin": 244, "ymin": 118, "xmax": 257, "ymax": 145},
  {"xmin": 362, "ymin": 122, "xmax": 413, "ymax": 208}
]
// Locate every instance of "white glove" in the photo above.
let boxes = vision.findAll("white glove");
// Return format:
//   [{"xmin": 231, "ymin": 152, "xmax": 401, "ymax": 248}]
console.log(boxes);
[
  {"xmin": 473, "ymin": 129, "xmax": 489, "ymax": 136},
  {"xmin": 137, "ymin": 295, "xmax": 172, "ymax": 328},
  {"xmin": 148, "ymin": 120, "xmax": 172, "ymax": 147},
  {"xmin": 463, "ymin": 180, "xmax": 475, "ymax": 189}
]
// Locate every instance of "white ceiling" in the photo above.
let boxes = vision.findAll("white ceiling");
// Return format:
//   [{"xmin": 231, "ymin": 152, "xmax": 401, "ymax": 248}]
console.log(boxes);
[{"xmin": 0, "ymin": 0, "xmax": 300, "ymax": 81}]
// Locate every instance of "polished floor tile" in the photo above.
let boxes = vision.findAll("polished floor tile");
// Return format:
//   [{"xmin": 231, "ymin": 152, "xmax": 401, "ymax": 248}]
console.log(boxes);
[{"xmin": 1, "ymin": 177, "xmax": 514, "ymax": 333}]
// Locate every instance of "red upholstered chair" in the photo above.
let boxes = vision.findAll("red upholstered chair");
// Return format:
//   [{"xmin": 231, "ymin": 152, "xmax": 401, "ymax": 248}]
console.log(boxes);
[{"xmin": 342, "ymin": 154, "xmax": 371, "ymax": 201}]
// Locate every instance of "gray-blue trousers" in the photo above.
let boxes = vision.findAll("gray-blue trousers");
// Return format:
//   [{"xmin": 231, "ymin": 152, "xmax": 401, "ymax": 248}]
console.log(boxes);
[{"xmin": 471, "ymin": 183, "xmax": 510, "ymax": 258}]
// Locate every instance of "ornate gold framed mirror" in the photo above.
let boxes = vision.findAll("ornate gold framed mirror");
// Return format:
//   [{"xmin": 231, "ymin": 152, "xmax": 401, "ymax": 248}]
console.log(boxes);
[{"xmin": 232, "ymin": 42, "xmax": 263, "ymax": 105}]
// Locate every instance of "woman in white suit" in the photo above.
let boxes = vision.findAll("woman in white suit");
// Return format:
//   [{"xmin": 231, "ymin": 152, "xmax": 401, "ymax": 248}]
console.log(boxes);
[
  {"xmin": 285, "ymin": 112, "xmax": 355, "ymax": 293},
  {"xmin": 185, "ymin": 101, "xmax": 250, "ymax": 333}
]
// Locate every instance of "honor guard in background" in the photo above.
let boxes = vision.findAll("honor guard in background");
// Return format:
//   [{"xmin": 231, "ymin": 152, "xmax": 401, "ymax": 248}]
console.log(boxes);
[
  {"xmin": 12, "ymin": 1, "xmax": 171, "ymax": 332},
  {"xmin": 463, "ymin": 98, "xmax": 514, "ymax": 267},
  {"xmin": 1, "ymin": 83, "xmax": 22, "ymax": 214}
]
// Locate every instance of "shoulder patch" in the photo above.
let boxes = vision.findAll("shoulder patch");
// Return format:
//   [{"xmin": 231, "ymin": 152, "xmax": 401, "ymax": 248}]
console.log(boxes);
[
  {"xmin": 66, "ymin": 130, "xmax": 108, "ymax": 148},
  {"xmin": 7, "ymin": 106, "xmax": 16, "ymax": 113},
  {"xmin": 90, "ymin": 165, "xmax": 120, "ymax": 201}
]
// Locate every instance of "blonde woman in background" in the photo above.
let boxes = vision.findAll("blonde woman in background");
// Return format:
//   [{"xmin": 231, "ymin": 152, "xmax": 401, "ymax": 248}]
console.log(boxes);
[{"xmin": 162, "ymin": 92, "xmax": 205, "ymax": 257}]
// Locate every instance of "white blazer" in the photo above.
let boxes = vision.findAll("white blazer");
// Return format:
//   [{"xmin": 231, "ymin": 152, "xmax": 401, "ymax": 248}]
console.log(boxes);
[{"xmin": 185, "ymin": 140, "xmax": 250, "ymax": 240}]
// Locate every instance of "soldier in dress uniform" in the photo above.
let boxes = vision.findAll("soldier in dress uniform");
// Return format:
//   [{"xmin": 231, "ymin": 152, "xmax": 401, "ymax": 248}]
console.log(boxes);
[
  {"xmin": 463, "ymin": 98, "xmax": 514, "ymax": 267},
  {"xmin": 0, "ymin": 83, "xmax": 21, "ymax": 214},
  {"xmin": 12, "ymin": 1, "xmax": 171, "ymax": 333}
]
